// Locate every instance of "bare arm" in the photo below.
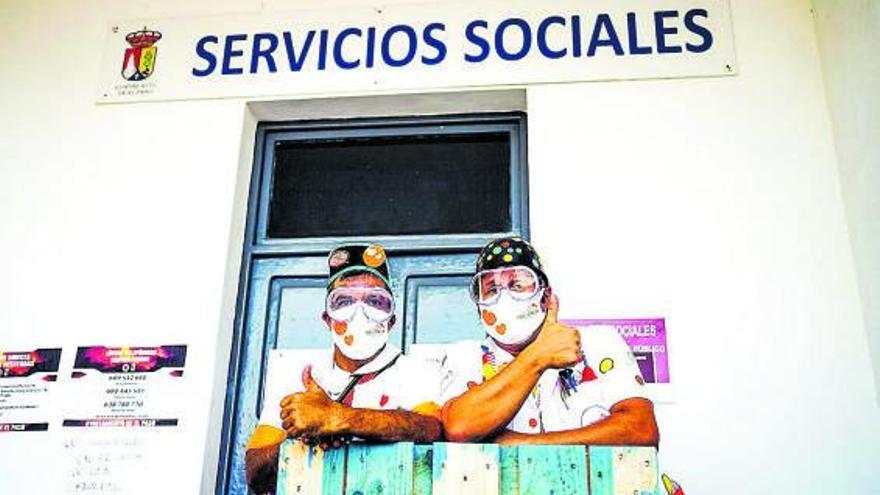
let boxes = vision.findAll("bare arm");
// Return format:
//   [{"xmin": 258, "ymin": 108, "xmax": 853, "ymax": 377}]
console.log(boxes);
[
  {"xmin": 442, "ymin": 295, "xmax": 582, "ymax": 442},
  {"xmin": 244, "ymin": 425, "xmax": 286, "ymax": 494},
  {"xmin": 493, "ymin": 397, "xmax": 659, "ymax": 446},
  {"xmin": 333, "ymin": 406, "xmax": 442, "ymax": 443},
  {"xmin": 441, "ymin": 344, "xmax": 546, "ymax": 442},
  {"xmin": 281, "ymin": 366, "xmax": 443, "ymax": 444}
]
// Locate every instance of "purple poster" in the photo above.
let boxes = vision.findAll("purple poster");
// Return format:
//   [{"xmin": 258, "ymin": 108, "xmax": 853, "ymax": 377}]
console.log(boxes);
[
  {"xmin": 0, "ymin": 348, "xmax": 62, "ymax": 432},
  {"xmin": 562, "ymin": 318, "xmax": 669, "ymax": 384}
]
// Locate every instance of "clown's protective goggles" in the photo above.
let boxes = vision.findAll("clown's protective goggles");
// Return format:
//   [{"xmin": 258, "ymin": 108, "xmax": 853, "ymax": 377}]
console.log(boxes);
[
  {"xmin": 325, "ymin": 287, "xmax": 395, "ymax": 323},
  {"xmin": 468, "ymin": 266, "xmax": 543, "ymax": 305}
]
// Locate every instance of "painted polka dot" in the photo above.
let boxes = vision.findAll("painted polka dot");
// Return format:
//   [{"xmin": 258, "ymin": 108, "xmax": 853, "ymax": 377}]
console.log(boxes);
[
  {"xmin": 332, "ymin": 321, "xmax": 348, "ymax": 335},
  {"xmin": 486, "ymin": 254, "xmax": 493, "ymax": 261},
  {"xmin": 515, "ymin": 247, "xmax": 522, "ymax": 254},
  {"xmin": 599, "ymin": 358, "xmax": 614, "ymax": 374},
  {"xmin": 329, "ymin": 250, "xmax": 349, "ymax": 268},
  {"xmin": 507, "ymin": 247, "xmax": 513, "ymax": 253},
  {"xmin": 492, "ymin": 246, "xmax": 502, "ymax": 255},
  {"xmin": 503, "ymin": 254, "xmax": 513, "ymax": 262},
  {"xmin": 481, "ymin": 309, "xmax": 497, "ymax": 325},
  {"xmin": 501, "ymin": 241, "xmax": 510, "ymax": 248},
  {"xmin": 495, "ymin": 323, "xmax": 507, "ymax": 335},
  {"xmin": 528, "ymin": 418, "xmax": 538, "ymax": 428},
  {"xmin": 344, "ymin": 334, "xmax": 354, "ymax": 346},
  {"xmin": 362, "ymin": 245, "xmax": 386, "ymax": 267}
]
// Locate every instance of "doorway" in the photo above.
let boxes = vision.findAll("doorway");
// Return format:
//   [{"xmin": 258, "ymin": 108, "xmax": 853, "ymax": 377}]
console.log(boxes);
[{"xmin": 216, "ymin": 112, "xmax": 529, "ymax": 494}]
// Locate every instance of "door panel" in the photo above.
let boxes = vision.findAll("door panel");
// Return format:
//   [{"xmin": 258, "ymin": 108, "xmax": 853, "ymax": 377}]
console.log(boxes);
[
  {"xmin": 225, "ymin": 252, "xmax": 483, "ymax": 493},
  {"xmin": 271, "ymin": 281, "xmax": 329, "ymax": 350},
  {"xmin": 404, "ymin": 275, "xmax": 483, "ymax": 345}
]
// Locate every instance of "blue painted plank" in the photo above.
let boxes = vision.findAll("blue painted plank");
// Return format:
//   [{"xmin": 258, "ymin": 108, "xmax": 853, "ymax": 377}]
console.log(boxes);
[
  {"xmin": 499, "ymin": 446, "xmax": 520, "ymax": 494},
  {"xmin": 413, "ymin": 444, "xmax": 433, "ymax": 495},
  {"xmin": 346, "ymin": 442, "xmax": 414, "ymax": 495},
  {"xmin": 322, "ymin": 446, "xmax": 347, "ymax": 495},
  {"xmin": 588, "ymin": 446, "xmax": 614, "ymax": 495},
  {"xmin": 516, "ymin": 445, "xmax": 587, "ymax": 495}
]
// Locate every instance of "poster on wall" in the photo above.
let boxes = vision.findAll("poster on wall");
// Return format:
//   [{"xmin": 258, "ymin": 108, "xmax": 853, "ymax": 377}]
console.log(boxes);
[
  {"xmin": 0, "ymin": 348, "xmax": 62, "ymax": 432},
  {"xmin": 562, "ymin": 318, "xmax": 669, "ymax": 384},
  {"xmin": 60, "ymin": 345, "xmax": 187, "ymax": 494}
]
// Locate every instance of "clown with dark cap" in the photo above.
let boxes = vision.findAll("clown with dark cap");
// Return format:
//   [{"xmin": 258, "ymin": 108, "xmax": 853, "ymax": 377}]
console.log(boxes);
[
  {"xmin": 245, "ymin": 243, "xmax": 443, "ymax": 493},
  {"xmin": 441, "ymin": 237, "xmax": 659, "ymax": 447}
]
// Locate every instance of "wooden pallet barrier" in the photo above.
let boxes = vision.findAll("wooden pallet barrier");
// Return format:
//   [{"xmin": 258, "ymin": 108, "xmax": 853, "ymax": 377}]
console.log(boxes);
[{"xmin": 277, "ymin": 440, "xmax": 660, "ymax": 495}]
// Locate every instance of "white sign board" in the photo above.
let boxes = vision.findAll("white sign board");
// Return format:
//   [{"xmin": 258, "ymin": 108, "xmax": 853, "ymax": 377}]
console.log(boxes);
[{"xmin": 97, "ymin": 0, "xmax": 736, "ymax": 103}]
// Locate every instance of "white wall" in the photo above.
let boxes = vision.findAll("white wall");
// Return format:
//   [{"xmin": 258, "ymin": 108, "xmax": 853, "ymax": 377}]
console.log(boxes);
[
  {"xmin": 811, "ymin": 0, "xmax": 880, "ymax": 402},
  {"xmin": 1, "ymin": 0, "xmax": 878, "ymax": 494}
]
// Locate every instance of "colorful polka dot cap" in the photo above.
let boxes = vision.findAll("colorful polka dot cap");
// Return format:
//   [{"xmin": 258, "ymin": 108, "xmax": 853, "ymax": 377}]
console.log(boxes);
[
  {"xmin": 476, "ymin": 236, "xmax": 548, "ymax": 286},
  {"xmin": 327, "ymin": 243, "xmax": 392, "ymax": 289}
]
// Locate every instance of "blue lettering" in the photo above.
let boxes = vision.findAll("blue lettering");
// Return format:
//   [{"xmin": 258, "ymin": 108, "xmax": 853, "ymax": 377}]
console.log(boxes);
[
  {"xmin": 221, "ymin": 34, "xmax": 247, "ymax": 75},
  {"xmin": 654, "ymin": 10, "xmax": 683, "ymax": 54},
  {"xmin": 317, "ymin": 30, "xmax": 329, "ymax": 70},
  {"xmin": 464, "ymin": 20, "xmax": 490, "ymax": 63},
  {"xmin": 366, "ymin": 27, "xmax": 377, "ymax": 68},
  {"xmin": 192, "ymin": 35, "xmax": 218, "ymax": 77},
  {"xmin": 571, "ymin": 15, "xmax": 583, "ymax": 57},
  {"xmin": 333, "ymin": 27, "xmax": 362, "ymax": 69},
  {"xmin": 626, "ymin": 13, "xmax": 652, "ymax": 55},
  {"xmin": 496, "ymin": 18, "xmax": 531, "ymax": 61},
  {"xmin": 281, "ymin": 31, "xmax": 315, "ymax": 71},
  {"xmin": 587, "ymin": 14, "xmax": 624, "ymax": 56},
  {"xmin": 422, "ymin": 23, "xmax": 447, "ymax": 65},
  {"xmin": 250, "ymin": 33, "xmax": 278, "ymax": 73},
  {"xmin": 684, "ymin": 9, "xmax": 713, "ymax": 53},
  {"xmin": 381, "ymin": 25, "xmax": 417, "ymax": 67},
  {"xmin": 537, "ymin": 16, "xmax": 567, "ymax": 59}
]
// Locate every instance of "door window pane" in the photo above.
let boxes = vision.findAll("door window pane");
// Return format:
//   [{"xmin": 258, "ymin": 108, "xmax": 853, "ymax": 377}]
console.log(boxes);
[{"xmin": 267, "ymin": 132, "xmax": 512, "ymax": 238}]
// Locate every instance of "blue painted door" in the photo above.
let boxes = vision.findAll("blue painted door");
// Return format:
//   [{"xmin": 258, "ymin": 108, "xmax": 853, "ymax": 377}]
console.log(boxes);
[{"xmin": 218, "ymin": 113, "xmax": 528, "ymax": 494}]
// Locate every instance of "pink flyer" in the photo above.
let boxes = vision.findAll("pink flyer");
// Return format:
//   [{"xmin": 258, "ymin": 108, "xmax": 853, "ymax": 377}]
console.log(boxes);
[{"xmin": 562, "ymin": 318, "xmax": 669, "ymax": 384}]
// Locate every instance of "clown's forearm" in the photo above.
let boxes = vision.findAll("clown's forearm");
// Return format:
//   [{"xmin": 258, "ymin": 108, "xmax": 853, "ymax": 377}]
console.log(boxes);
[
  {"xmin": 335, "ymin": 406, "xmax": 443, "ymax": 443},
  {"xmin": 441, "ymin": 345, "xmax": 546, "ymax": 442},
  {"xmin": 494, "ymin": 398, "xmax": 659, "ymax": 447},
  {"xmin": 245, "ymin": 444, "xmax": 281, "ymax": 494}
]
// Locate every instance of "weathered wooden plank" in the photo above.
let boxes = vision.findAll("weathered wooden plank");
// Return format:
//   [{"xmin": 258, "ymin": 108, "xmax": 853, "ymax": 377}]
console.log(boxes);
[
  {"xmin": 515, "ymin": 445, "xmax": 587, "ymax": 495},
  {"xmin": 610, "ymin": 447, "xmax": 659, "ymax": 495},
  {"xmin": 587, "ymin": 446, "xmax": 614, "ymax": 495},
  {"xmin": 588, "ymin": 446, "xmax": 660, "ymax": 495},
  {"xmin": 412, "ymin": 444, "xmax": 434, "ymax": 495},
  {"xmin": 321, "ymin": 446, "xmax": 347, "ymax": 495},
  {"xmin": 346, "ymin": 442, "xmax": 415, "ymax": 495},
  {"xmin": 499, "ymin": 446, "xmax": 520, "ymax": 494},
  {"xmin": 276, "ymin": 439, "xmax": 325, "ymax": 495},
  {"xmin": 431, "ymin": 443, "xmax": 500, "ymax": 495}
]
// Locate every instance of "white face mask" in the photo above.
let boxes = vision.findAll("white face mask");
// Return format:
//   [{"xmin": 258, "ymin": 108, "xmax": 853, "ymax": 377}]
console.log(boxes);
[
  {"xmin": 330, "ymin": 309, "xmax": 391, "ymax": 360},
  {"xmin": 479, "ymin": 289, "xmax": 546, "ymax": 346}
]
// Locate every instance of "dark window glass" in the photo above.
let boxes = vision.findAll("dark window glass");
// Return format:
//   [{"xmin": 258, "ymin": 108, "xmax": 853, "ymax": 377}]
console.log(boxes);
[{"xmin": 267, "ymin": 132, "xmax": 512, "ymax": 238}]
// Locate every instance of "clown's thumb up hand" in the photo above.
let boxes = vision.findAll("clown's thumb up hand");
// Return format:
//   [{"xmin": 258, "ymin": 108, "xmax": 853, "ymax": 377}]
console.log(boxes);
[
  {"xmin": 530, "ymin": 293, "xmax": 581, "ymax": 370},
  {"xmin": 301, "ymin": 365, "xmax": 325, "ymax": 394}
]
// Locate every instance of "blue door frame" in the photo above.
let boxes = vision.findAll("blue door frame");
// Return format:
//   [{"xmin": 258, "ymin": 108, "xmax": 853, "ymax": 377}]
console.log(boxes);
[{"xmin": 216, "ymin": 113, "xmax": 529, "ymax": 494}]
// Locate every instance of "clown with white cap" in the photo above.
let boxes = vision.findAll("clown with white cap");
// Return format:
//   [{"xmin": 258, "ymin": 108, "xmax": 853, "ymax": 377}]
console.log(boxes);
[{"xmin": 245, "ymin": 243, "xmax": 443, "ymax": 493}]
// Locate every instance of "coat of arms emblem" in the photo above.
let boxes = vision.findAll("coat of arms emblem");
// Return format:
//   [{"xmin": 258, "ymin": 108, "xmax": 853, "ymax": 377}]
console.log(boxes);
[{"xmin": 121, "ymin": 28, "xmax": 162, "ymax": 81}]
